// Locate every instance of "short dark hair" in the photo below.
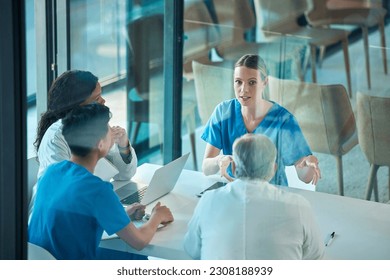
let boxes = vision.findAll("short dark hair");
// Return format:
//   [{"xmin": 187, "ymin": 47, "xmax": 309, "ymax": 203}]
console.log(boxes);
[{"xmin": 62, "ymin": 103, "xmax": 111, "ymax": 157}]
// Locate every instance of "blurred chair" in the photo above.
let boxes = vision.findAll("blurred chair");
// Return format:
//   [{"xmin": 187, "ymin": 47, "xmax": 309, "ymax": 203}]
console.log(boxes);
[
  {"xmin": 356, "ymin": 91, "xmax": 390, "ymax": 202},
  {"xmin": 28, "ymin": 157, "xmax": 39, "ymax": 217},
  {"xmin": 192, "ymin": 60, "xmax": 234, "ymax": 125},
  {"xmin": 28, "ymin": 242, "xmax": 56, "ymax": 260},
  {"xmin": 27, "ymin": 157, "xmax": 39, "ymax": 206},
  {"xmin": 126, "ymin": 13, "xmax": 163, "ymax": 143},
  {"xmin": 267, "ymin": 76, "xmax": 358, "ymax": 195},
  {"xmin": 253, "ymin": 0, "xmax": 353, "ymax": 97},
  {"xmin": 211, "ymin": 0, "xmax": 307, "ymax": 81},
  {"xmin": 183, "ymin": 0, "xmax": 220, "ymax": 76},
  {"xmin": 126, "ymin": 13, "xmax": 198, "ymax": 169},
  {"xmin": 305, "ymin": 0, "xmax": 387, "ymax": 89}
]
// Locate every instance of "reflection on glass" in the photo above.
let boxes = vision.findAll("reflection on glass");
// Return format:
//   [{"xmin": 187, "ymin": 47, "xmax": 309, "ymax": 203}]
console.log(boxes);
[
  {"xmin": 26, "ymin": 0, "xmax": 37, "ymax": 158},
  {"xmin": 26, "ymin": 0, "xmax": 37, "ymax": 98},
  {"xmin": 69, "ymin": 0, "xmax": 166, "ymax": 164},
  {"xmin": 69, "ymin": 0, "xmax": 126, "ymax": 80},
  {"xmin": 20, "ymin": 0, "xmax": 390, "ymax": 199}
]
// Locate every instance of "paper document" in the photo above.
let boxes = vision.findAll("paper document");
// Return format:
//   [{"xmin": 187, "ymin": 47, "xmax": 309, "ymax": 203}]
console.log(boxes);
[{"xmin": 94, "ymin": 158, "xmax": 119, "ymax": 182}]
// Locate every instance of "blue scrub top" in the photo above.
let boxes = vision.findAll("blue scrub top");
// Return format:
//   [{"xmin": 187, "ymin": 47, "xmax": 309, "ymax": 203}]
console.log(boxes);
[
  {"xmin": 28, "ymin": 160, "xmax": 131, "ymax": 259},
  {"xmin": 201, "ymin": 99, "xmax": 312, "ymax": 186}
]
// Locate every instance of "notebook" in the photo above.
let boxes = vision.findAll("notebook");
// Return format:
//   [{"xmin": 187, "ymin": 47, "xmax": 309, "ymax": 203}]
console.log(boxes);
[
  {"xmin": 94, "ymin": 158, "xmax": 119, "ymax": 181},
  {"xmin": 115, "ymin": 153, "xmax": 190, "ymax": 206}
]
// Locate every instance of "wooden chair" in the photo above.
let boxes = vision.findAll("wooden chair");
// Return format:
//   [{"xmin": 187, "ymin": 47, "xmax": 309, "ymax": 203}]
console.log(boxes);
[
  {"xmin": 305, "ymin": 0, "xmax": 387, "ymax": 90},
  {"xmin": 183, "ymin": 0, "xmax": 220, "ymax": 75},
  {"xmin": 266, "ymin": 76, "xmax": 358, "ymax": 195},
  {"xmin": 27, "ymin": 157, "xmax": 39, "ymax": 205},
  {"xmin": 356, "ymin": 91, "xmax": 390, "ymax": 201},
  {"xmin": 210, "ymin": 0, "xmax": 308, "ymax": 81},
  {"xmin": 192, "ymin": 60, "xmax": 234, "ymax": 125},
  {"xmin": 253, "ymin": 0, "xmax": 353, "ymax": 97},
  {"xmin": 27, "ymin": 156, "xmax": 39, "ymax": 217}
]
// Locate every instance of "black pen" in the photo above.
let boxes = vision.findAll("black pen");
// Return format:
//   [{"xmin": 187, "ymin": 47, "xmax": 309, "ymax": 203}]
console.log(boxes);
[{"xmin": 325, "ymin": 231, "xmax": 335, "ymax": 246}]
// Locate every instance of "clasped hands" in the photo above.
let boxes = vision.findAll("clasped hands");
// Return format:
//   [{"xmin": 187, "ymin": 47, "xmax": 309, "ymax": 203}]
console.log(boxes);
[{"xmin": 111, "ymin": 126, "xmax": 130, "ymax": 148}]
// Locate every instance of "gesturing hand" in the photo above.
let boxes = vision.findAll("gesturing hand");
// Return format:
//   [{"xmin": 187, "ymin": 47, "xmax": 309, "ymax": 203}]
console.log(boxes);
[
  {"xmin": 296, "ymin": 155, "xmax": 321, "ymax": 185},
  {"xmin": 217, "ymin": 155, "xmax": 234, "ymax": 182}
]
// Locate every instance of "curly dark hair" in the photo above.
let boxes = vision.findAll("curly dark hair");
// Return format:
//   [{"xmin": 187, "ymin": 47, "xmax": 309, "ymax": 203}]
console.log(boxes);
[{"xmin": 34, "ymin": 70, "xmax": 98, "ymax": 151}]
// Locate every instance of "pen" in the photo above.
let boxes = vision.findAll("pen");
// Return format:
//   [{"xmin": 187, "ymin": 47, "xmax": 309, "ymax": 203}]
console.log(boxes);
[{"xmin": 325, "ymin": 231, "xmax": 335, "ymax": 247}]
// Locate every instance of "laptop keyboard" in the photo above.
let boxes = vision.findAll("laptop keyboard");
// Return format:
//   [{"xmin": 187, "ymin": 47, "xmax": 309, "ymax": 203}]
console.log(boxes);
[{"xmin": 120, "ymin": 186, "xmax": 147, "ymax": 205}]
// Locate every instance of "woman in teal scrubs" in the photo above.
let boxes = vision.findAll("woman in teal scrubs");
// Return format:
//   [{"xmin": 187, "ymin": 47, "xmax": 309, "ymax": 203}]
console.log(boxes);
[{"xmin": 201, "ymin": 54, "xmax": 321, "ymax": 186}]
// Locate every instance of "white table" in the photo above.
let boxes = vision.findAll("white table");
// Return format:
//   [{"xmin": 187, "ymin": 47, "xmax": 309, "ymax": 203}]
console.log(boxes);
[{"xmin": 100, "ymin": 163, "xmax": 390, "ymax": 260}]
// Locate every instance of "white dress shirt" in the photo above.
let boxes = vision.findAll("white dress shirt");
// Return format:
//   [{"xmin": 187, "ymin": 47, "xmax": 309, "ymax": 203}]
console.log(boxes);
[{"xmin": 184, "ymin": 179, "xmax": 325, "ymax": 260}]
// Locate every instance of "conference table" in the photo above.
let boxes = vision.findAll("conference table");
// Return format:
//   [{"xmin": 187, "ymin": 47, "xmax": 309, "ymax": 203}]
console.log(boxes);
[{"xmin": 100, "ymin": 163, "xmax": 390, "ymax": 260}]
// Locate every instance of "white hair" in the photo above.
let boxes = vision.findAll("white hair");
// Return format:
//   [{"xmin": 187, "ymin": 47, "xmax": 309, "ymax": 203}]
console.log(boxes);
[{"xmin": 232, "ymin": 134, "xmax": 276, "ymax": 181}]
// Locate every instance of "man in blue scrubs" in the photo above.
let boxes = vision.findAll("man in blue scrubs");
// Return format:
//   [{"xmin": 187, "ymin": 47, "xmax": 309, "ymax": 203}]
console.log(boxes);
[{"xmin": 28, "ymin": 103, "xmax": 173, "ymax": 259}]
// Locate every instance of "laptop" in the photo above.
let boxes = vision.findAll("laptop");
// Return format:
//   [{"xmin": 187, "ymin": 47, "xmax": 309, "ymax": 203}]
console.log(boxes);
[{"xmin": 115, "ymin": 152, "xmax": 190, "ymax": 206}]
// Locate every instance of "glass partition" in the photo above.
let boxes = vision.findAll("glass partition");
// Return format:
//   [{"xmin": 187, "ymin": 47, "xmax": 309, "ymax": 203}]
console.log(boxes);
[
  {"xmin": 67, "ymin": 0, "xmax": 167, "ymax": 164},
  {"xmin": 26, "ymin": 0, "xmax": 390, "ymax": 201},
  {"xmin": 181, "ymin": 0, "xmax": 390, "ymax": 201},
  {"xmin": 26, "ymin": 0, "xmax": 37, "ymax": 159}
]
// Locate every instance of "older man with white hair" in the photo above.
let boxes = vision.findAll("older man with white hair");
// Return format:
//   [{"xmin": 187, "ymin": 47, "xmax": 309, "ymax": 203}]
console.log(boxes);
[{"xmin": 184, "ymin": 133, "xmax": 325, "ymax": 260}]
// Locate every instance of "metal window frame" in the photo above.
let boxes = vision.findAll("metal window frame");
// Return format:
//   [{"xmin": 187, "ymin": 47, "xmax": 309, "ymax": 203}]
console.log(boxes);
[
  {"xmin": 163, "ymin": 0, "xmax": 184, "ymax": 163},
  {"xmin": 0, "ymin": 0, "xmax": 28, "ymax": 259}
]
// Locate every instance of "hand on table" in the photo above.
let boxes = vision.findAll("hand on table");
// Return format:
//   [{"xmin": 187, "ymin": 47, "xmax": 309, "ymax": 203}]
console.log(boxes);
[
  {"xmin": 151, "ymin": 202, "xmax": 174, "ymax": 225},
  {"xmin": 125, "ymin": 203, "xmax": 146, "ymax": 221}
]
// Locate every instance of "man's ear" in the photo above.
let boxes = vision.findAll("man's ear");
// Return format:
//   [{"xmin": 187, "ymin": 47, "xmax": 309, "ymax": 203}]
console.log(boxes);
[
  {"xmin": 97, "ymin": 139, "xmax": 104, "ymax": 149},
  {"xmin": 266, "ymin": 163, "xmax": 277, "ymax": 182},
  {"xmin": 231, "ymin": 161, "xmax": 236, "ymax": 176},
  {"xmin": 272, "ymin": 163, "xmax": 277, "ymax": 177},
  {"xmin": 271, "ymin": 163, "xmax": 277, "ymax": 178},
  {"xmin": 96, "ymin": 139, "xmax": 105, "ymax": 157}
]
